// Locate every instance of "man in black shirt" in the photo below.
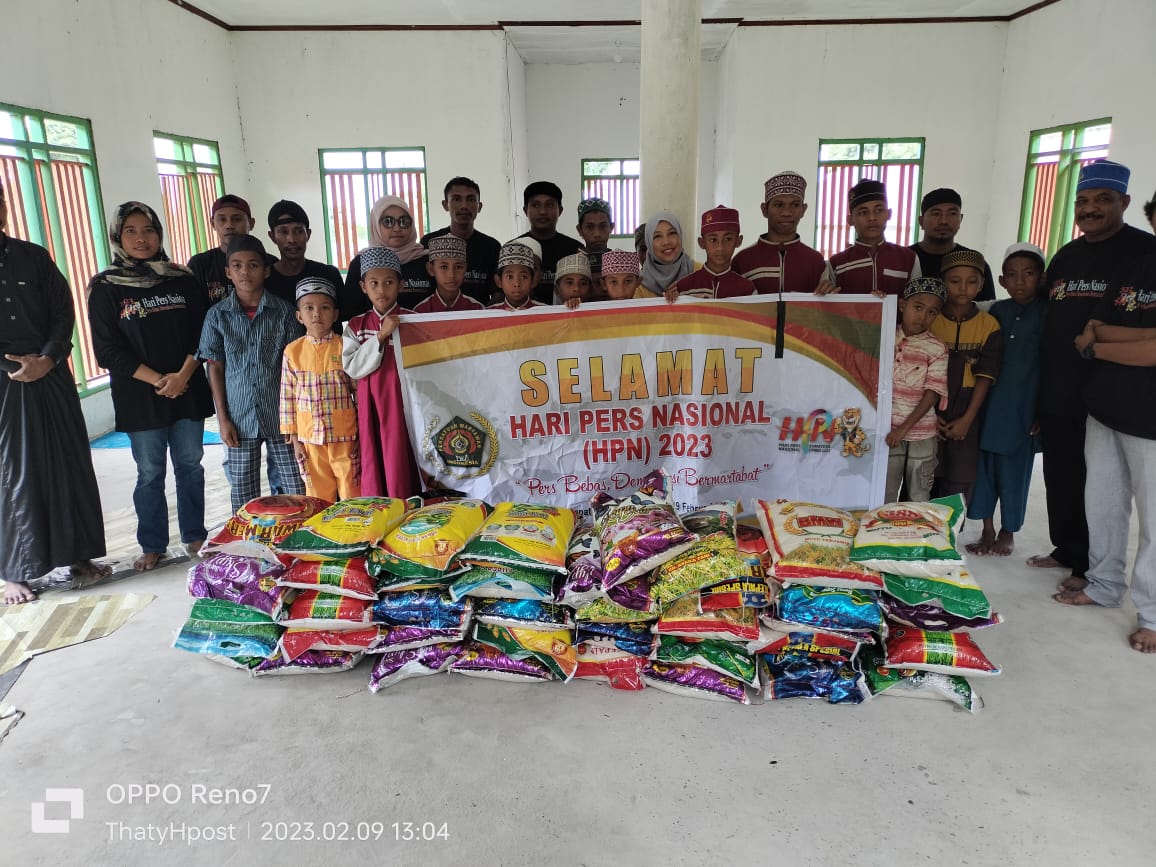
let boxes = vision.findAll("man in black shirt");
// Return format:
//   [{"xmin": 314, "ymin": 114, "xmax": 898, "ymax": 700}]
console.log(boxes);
[
  {"xmin": 420, "ymin": 177, "xmax": 501, "ymax": 306},
  {"xmin": 264, "ymin": 200, "xmax": 343, "ymax": 313},
  {"xmin": 909, "ymin": 188, "xmax": 995, "ymax": 302},
  {"xmin": 187, "ymin": 194, "xmax": 275, "ymax": 306},
  {"xmin": 519, "ymin": 181, "xmax": 583, "ymax": 305},
  {"xmin": 1029, "ymin": 160, "xmax": 1156, "ymax": 586}
]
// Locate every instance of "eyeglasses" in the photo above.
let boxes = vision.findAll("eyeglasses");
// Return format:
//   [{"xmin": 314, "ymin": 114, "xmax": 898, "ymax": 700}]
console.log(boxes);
[{"xmin": 379, "ymin": 215, "xmax": 413, "ymax": 229}]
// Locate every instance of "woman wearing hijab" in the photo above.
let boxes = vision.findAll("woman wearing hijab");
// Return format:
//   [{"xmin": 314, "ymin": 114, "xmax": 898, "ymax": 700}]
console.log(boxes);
[
  {"xmin": 640, "ymin": 210, "xmax": 696, "ymax": 296},
  {"xmin": 342, "ymin": 195, "xmax": 430, "ymax": 314},
  {"xmin": 88, "ymin": 202, "xmax": 214, "ymax": 571}
]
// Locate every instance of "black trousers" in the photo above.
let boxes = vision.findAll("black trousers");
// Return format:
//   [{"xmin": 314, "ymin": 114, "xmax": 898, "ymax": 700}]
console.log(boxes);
[{"xmin": 1038, "ymin": 411, "xmax": 1089, "ymax": 575}]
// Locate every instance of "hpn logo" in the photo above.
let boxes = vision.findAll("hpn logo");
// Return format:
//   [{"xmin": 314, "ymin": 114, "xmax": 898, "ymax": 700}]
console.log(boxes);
[{"xmin": 30, "ymin": 788, "xmax": 84, "ymax": 834}]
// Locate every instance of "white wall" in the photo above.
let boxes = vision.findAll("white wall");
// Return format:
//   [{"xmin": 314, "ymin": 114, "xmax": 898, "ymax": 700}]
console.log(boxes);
[
  {"xmin": 985, "ymin": 0, "xmax": 1156, "ymax": 258},
  {"xmin": 525, "ymin": 60, "xmax": 719, "ymax": 237},
  {"xmin": 231, "ymin": 30, "xmax": 522, "ymax": 248},
  {"xmin": 713, "ymin": 23, "xmax": 1007, "ymax": 260},
  {"xmin": 504, "ymin": 38, "xmax": 531, "ymax": 240}
]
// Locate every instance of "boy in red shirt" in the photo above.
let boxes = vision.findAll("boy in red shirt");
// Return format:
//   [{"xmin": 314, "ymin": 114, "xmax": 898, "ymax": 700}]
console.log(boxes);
[
  {"xmin": 489, "ymin": 240, "xmax": 544, "ymax": 311},
  {"xmin": 824, "ymin": 180, "xmax": 920, "ymax": 296},
  {"xmin": 668, "ymin": 206, "xmax": 756, "ymax": 301},
  {"xmin": 734, "ymin": 171, "xmax": 826, "ymax": 295},
  {"xmin": 414, "ymin": 234, "xmax": 483, "ymax": 313}
]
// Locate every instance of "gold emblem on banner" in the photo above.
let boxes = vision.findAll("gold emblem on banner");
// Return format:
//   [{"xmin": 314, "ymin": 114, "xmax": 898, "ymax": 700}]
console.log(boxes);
[{"xmin": 424, "ymin": 413, "xmax": 499, "ymax": 479}]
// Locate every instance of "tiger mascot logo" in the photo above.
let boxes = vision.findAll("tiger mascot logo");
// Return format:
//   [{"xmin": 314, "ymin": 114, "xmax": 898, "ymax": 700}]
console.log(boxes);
[{"xmin": 833, "ymin": 407, "xmax": 870, "ymax": 458}]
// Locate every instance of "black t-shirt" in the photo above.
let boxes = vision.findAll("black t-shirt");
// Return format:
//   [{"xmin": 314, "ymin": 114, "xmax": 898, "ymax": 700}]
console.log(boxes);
[
  {"xmin": 264, "ymin": 258, "xmax": 344, "ymax": 309},
  {"xmin": 421, "ymin": 227, "xmax": 502, "ymax": 306},
  {"xmin": 910, "ymin": 242, "xmax": 995, "ymax": 301},
  {"xmin": 519, "ymin": 231, "xmax": 584, "ymax": 305},
  {"xmin": 1039, "ymin": 225, "xmax": 1156, "ymax": 417},
  {"xmin": 342, "ymin": 253, "xmax": 432, "ymax": 318},
  {"xmin": 1084, "ymin": 252, "xmax": 1156, "ymax": 440},
  {"xmin": 187, "ymin": 247, "xmax": 278, "ymax": 308}
]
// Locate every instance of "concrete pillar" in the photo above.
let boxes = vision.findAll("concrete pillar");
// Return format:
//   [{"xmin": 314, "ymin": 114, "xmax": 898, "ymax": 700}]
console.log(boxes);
[{"xmin": 640, "ymin": 0, "xmax": 701, "ymax": 238}]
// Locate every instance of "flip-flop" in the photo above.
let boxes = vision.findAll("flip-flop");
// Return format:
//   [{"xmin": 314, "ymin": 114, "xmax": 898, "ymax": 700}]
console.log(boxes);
[{"xmin": 70, "ymin": 562, "xmax": 113, "ymax": 589}]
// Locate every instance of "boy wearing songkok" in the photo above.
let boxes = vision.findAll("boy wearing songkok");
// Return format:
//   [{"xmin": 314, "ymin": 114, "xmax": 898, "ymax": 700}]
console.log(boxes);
[
  {"xmin": 198, "ymin": 235, "xmax": 305, "ymax": 512},
  {"xmin": 823, "ymin": 180, "xmax": 920, "ymax": 295},
  {"xmin": 489, "ymin": 240, "xmax": 545, "ymax": 311},
  {"xmin": 885, "ymin": 277, "xmax": 949, "ymax": 502},
  {"xmin": 555, "ymin": 252, "xmax": 592, "ymax": 309},
  {"xmin": 280, "ymin": 278, "xmax": 359, "ymax": 502},
  {"xmin": 734, "ymin": 171, "xmax": 827, "ymax": 295},
  {"xmin": 414, "ymin": 234, "xmax": 483, "ymax": 313},
  {"xmin": 342, "ymin": 246, "xmax": 420, "ymax": 498},
  {"xmin": 600, "ymin": 249, "xmax": 648, "ymax": 301},
  {"xmin": 966, "ymin": 243, "xmax": 1046, "ymax": 556},
  {"xmin": 576, "ymin": 197, "xmax": 614, "ymax": 284},
  {"xmin": 669, "ymin": 205, "xmax": 757, "ymax": 301},
  {"xmin": 928, "ymin": 248, "xmax": 1003, "ymax": 501}
]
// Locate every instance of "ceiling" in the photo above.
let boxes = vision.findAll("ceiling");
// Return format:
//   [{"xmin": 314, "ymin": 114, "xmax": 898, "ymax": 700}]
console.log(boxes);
[{"xmin": 175, "ymin": 0, "xmax": 1055, "ymax": 63}]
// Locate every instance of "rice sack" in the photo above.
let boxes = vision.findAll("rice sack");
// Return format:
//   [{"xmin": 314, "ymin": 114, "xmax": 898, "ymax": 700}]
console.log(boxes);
[
  {"xmin": 653, "ymin": 635, "xmax": 758, "ymax": 687},
  {"xmin": 698, "ymin": 571, "xmax": 774, "ymax": 612},
  {"xmin": 371, "ymin": 590, "xmax": 471, "ymax": 629},
  {"xmin": 282, "ymin": 590, "xmax": 373, "ymax": 630},
  {"xmin": 173, "ymin": 599, "xmax": 283, "ymax": 659},
  {"xmin": 761, "ymin": 654, "xmax": 863, "ymax": 704},
  {"xmin": 591, "ymin": 469, "xmax": 698, "ymax": 589},
  {"xmin": 750, "ymin": 627, "xmax": 862, "ymax": 665},
  {"xmin": 368, "ymin": 643, "xmax": 464, "ymax": 692},
  {"xmin": 776, "ymin": 584, "xmax": 883, "ymax": 635},
  {"xmin": 654, "ymin": 595, "xmax": 760, "ymax": 642},
  {"xmin": 881, "ymin": 569, "xmax": 993, "ymax": 620},
  {"xmin": 187, "ymin": 554, "xmax": 290, "ymax": 618},
  {"xmin": 755, "ymin": 499, "xmax": 883, "ymax": 591},
  {"xmin": 474, "ymin": 622, "xmax": 577, "ymax": 682},
  {"xmin": 372, "ymin": 499, "xmax": 489, "ymax": 583},
  {"xmin": 252, "ymin": 650, "xmax": 362, "ymax": 676},
  {"xmin": 576, "ymin": 578, "xmax": 657, "ymax": 624},
  {"xmin": 641, "ymin": 661, "xmax": 750, "ymax": 704},
  {"xmin": 861, "ymin": 646, "xmax": 982, "ymax": 712},
  {"xmin": 447, "ymin": 562, "xmax": 556, "ymax": 602},
  {"xmin": 574, "ymin": 624, "xmax": 651, "ymax": 690},
  {"xmin": 280, "ymin": 627, "xmax": 380, "ymax": 661},
  {"xmin": 880, "ymin": 596, "xmax": 1002, "ymax": 632},
  {"xmin": 474, "ymin": 599, "xmax": 574, "ymax": 631},
  {"xmin": 449, "ymin": 641, "xmax": 554, "ymax": 682},
  {"xmin": 277, "ymin": 558, "xmax": 377, "ymax": 601},
  {"xmin": 652, "ymin": 533, "xmax": 752, "ymax": 612},
  {"xmin": 457, "ymin": 502, "xmax": 576, "ymax": 574},
  {"xmin": 202, "ymin": 495, "xmax": 331, "ymax": 560},
  {"xmin": 370, "ymin": 623, "xmax": 471, "ymax": 654},
  {"xmin": 557, "ymin": 527, "xmax": 605, "ymax": 609},
  {"xmin": 276, "ymin": 497, "xmax": 409, "ymax": 560},
  {"xmin": 849, "ymin": 495, "xmax": 966, "ymax": 577},
  {"xmin": 681, "ymin": 502, "xmax": 738, "ymax": 539},
  {"xmin": 883, "ymin": 627, "xmax": 1001, "ymax": 677}
]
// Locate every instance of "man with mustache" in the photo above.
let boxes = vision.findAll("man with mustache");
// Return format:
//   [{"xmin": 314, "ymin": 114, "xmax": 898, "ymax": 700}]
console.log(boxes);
[
  {"xmin": 1029, "ymin": 160, "xmax": 1156, "ymax": 587},
  {"xmin": 420, "ymin": 177, "xmax": 501, "ymax": 306}
]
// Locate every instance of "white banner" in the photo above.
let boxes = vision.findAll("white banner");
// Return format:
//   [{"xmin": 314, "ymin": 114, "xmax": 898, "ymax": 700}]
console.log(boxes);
[{"xmin": 394, "ymin": 296, "xmax": 894, "ymax": 517}]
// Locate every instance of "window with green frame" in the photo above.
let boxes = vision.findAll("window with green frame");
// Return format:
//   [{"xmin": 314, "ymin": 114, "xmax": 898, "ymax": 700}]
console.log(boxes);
[
  {"xmin": 581, "ymin": 158, "xmax": 640, "ymax": 238},
  {"xmin": 0, "ymin": 101, "xmax": 108, "ymax": 392},
  {"xmin": 154, "ymin": 132, "xmax": 225, "ymax": 266},
  {"xmin": 814, "ymin": 138, "xmax": 925, "ymax": 259},
  {"xmin": 1018, "ymin": 119, "xmax": 1111, "ymax": 258},
  {"xmin": 318, "ymin": 147, "xmax": 429, "ymax": 272}
]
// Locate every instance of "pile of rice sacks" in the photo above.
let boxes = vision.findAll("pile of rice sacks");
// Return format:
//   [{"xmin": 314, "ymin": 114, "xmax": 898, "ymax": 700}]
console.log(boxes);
[
  {"xmin": 175, "ymin": 494, "xmax": 410, "ymax": 675},
  {"xmin": 174, "ymin": 485, "xmax": 1000, "ymax": 713},
  {"xmin": 752, "ymin": 494, "xmax": 1000, "ymax": 711}
]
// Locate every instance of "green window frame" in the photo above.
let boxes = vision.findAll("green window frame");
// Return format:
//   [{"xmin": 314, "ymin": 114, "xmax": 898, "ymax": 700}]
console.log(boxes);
[
  {"xmin": 580, "ymin": 158, "xmax": 640, "ymax": 239},
  {"xmin": 318, "ymin": 147, "xmax": 429, "ymax": 273},
  {"xmin": 1018, "ymin": 118, "xmax": 1111, "ymax": 259},
  {"xmin": 814, "ymin": 137, "xmax": 925, "ymax": 259},
  {"xmin": 0, "ymin": 101, "xmax": 109, "ymax": 393},
  {"xmin": 154, "ymin": 131, "xmax": 225, "ymax": 266}
]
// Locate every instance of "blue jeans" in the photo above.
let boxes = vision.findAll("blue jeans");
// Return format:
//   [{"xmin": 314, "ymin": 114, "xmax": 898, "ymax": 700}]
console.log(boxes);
[{"xmin": 128, "ymin": 419, "xmax": 207, "ymax": 553}]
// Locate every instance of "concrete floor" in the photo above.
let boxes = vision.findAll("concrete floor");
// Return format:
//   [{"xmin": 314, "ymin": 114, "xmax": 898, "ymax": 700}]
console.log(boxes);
[{"xmin": 1, "ymin": 445, "xmax": 1152, "ymax": 866}]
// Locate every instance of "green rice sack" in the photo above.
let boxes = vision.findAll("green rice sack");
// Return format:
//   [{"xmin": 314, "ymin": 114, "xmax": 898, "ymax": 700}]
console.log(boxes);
[
  {"xmin": 456, "ymin": 502, "xmax": 577, "ymax": 574},
  {"xmin": 849, "ymin": 495, "xmax": 966, "ymax": 577},
  {"xmin": 276, "ymin": 497, "xmax": 410, "ymax": 561}
]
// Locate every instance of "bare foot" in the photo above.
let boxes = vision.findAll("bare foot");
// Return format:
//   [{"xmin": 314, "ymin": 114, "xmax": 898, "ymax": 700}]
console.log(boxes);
[
  {"xmin": 990, "ymin": 530, "xmax": 1014, "ymax": 556},
  {"xmin": 70, "ymin": 559, "xmax": 112, "ymax": 588},
  {"xmin": 1053, "ymin": 589, "xmax": 1099, "ymax": 607},
  {"xmin": 1058, "ymin": 575, "xmax": 1089, "ymax": 592},
  {"xmin": 1027, "ymin": 553, "xmax": 1064, "ymax": 569},
  {"xmin": 185, "ymin": 540, "xmax": 205, "ymax": 558},
  {"xmin": 966, "ymin": 527, "xmax": 995, "ymax": 555},
  {"xmin": 1129, "ymin": 628, "xmax": 1156, "ymax": 653},
  {"xmin": 3, "ymin": 580, "xmax": 37, "ymax": 605},
  {"xmin": 133, "ymin": 552, "xmax": 164, "ymax": 572}
]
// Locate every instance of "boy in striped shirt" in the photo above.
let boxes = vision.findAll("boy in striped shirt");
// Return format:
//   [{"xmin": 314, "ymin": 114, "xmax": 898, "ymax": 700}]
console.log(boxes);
[{"xmin": 885, "ymin": 276, "xmax": 949, "ymax": 502}]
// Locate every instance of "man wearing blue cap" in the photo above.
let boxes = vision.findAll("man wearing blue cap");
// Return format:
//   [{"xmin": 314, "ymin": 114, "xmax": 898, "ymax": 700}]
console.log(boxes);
[{"xmin": 1029, "ymin": 160, "xmax": 1156, "ymax": 586}]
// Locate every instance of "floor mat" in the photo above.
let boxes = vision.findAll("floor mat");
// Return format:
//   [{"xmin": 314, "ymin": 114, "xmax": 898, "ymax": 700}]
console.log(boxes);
[
  {"xmin": 91, "ymin": 430, "xmax": 222, "ymax": 449},
  {"xmin": 0, "ymin": 593, "xmax": 155, "ymax": 676}
]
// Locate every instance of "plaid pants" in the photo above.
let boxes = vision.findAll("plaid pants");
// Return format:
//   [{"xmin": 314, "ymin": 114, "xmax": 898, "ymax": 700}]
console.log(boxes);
[{"xmin": 224, "ymin": 435, "xmax": 305, "ymax": 513}]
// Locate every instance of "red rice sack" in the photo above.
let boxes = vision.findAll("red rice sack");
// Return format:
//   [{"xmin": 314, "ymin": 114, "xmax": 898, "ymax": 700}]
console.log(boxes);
[
  {"xmin": 277, "ymin": 558, "xmax": 377, "ymax": 601},
  {"xmin": 282, "ymin": 590, "xmax": 373, "ymax": 631}
]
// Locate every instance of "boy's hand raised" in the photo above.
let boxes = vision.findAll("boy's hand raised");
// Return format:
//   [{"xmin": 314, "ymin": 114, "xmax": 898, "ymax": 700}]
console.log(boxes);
[
  {"xmin": 664, "ymin": 288, "xmax": 679, "ymax": 304},
  {"xmin": 814, "ymin": 279, "xmax": 839, "ymax": 296},
  {"xmin": 376, "ymin": 315, "xmax": 400, "ymax": 345}
]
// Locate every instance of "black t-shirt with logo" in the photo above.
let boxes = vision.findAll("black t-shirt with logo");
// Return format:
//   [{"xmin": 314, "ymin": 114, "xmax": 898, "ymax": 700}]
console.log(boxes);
[
  {"xmin": 264, "ymin": 258, "xmax": 344, "ymax": 309},
  {"xmin": 519, "ymin": 231, "xmax": 584, "ymax": 305},
  {"xmin": 1038, "ymin": 225, "xmax": 1156, "ymax": 417}
]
